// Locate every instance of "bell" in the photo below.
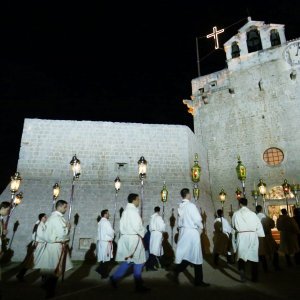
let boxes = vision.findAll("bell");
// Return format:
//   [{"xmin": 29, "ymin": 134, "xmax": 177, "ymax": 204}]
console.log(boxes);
[
  {"xmin": 247, "ymin": 29, "xmax": 262, "ymax": 51},
  {"xmin": 231, "ymin": 42, "xmax": 240, "ymax": 58},
  {"xmin": 270, "ymin": 29, "xmax": 281, "ymax": 47}
]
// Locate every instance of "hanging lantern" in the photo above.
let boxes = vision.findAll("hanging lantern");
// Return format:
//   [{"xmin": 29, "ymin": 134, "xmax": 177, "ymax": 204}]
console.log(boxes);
[
  {"xmin": 257, "ymin": 179, "xmax": 267, "ymax": 196},
  {"xmin": 191, "ymin": 153, "xmax": 201, "ymax": 183},
  {"xmin": 219, "ymin": 188, "xmax": 226, "ymax": 203},
  {"xmin": 14, "ymin": 192, "xmax": 23, "ymax": 206},
  {"xmin": 114, "ymin": 176, "xmax": 121, "ymax": 192},
  {"xmin": 10, "ymin": 172, "xmax": 22, "ymax": 194},
  {"xmin": 161, "ymin": 181, "xmax": 168, "ymax": 203},
  {"xmin": 70, "ymin": 155, "xmax": 81, "ymax": 179},
  {"xmin": 235, "ymin": 187, "xmax": 242, "ymax": 200},
  {"xmin": 53, "ymin": 183, "xmax": 60, "ymax": 200},
  {"xmin": 193, "ymin": 184, "xmax": 200, "ymax": 201},
  {"xmin": 138, "ymin": 156, "xmax": 147, "ymax": 180},
  {"xmin": 291, "ymin": 183, "xmax": 300, "ymax": 196},
  {"xmin": 251, "ymin": 189, "xmax": 260, "ymax": 200},
  {"xmin": 282, "ymin": 179, "xmax": 290, "ymax": 195},
  {"xmin": 236, "ymin": 156, "xmax": 246, "ymax": 181}
]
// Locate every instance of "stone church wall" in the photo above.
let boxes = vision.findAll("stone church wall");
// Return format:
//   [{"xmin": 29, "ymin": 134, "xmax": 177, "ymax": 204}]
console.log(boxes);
[{"xmin": 0, "ymin": 119, "xmax": 215, "ymax": 261}]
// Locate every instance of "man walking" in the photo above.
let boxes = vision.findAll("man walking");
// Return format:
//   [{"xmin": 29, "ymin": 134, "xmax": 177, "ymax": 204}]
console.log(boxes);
[
  {"xmin": 256, "ymin": 205, "xmax": 280, "ymax": 271},
  {"xmin": 149, "ymin": 206, "xmax": 166, "ymax": 270},
  {"xmin": 232, "ymin": 198, "xmax": 265, "ymax": 282},
  {"xmin": 16, "ymin": 213, "xmax": 47, "ymax": 281},
  {"xmin": 110, "ymin": 193, "xmax": 149, "ymax": 292},
  {"xmin": 277, "ymin": 208, "xmax": 300, "ymax": 266},
  {"xmin": 34, "ymin": 200, "xmax": 73, "ymax": 299},
  {"xmin": 213, "ymin": 209, "xmax": 233, "ymax": 266},
  {"xmin": 167, "ymin": 188, "xmax": 209, "ymax": 287},
  {"xmin": 96, "ymin": 209, "xmax": 114, "ymax": 278}
]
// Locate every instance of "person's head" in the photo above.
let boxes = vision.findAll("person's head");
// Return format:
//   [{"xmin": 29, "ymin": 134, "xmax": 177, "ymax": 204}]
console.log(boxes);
[
  {"xmin": 154, "ymin": 206, "xmax": 160, "ymax": 214},
  {"xmin": 101, "ymin": 209, "xmax": 109, "ymax": 219},
  {"xmin": 216, "ymin": 209, "xmax": 223, "ymax": 218},
  {"xmin": 38, "ymin": 213, "xmax": 47, "ymax": 223},
  {"xmin": 128, "ymin": 193, "xmax": 140, "ymax": 207},
  {"xmin": 180, "ymin": 188, "xmax": 191, "ymax": 200},
  {"xmin": 256, "ymin": 205, "xmax": 263, "ymax": 213},
  {"xmin": 239, "ymin": 198, "xmax": 248, "ymax": 207},
  {"xmin": 0, "ymin": 201, "xmax": 10, "ymax": 216},
  {"xmin": 55, "ymin": 200, "xmax": 68, "ymax": 214},
  {"xmin": 281, "ymin": 208, "xmax": 288, "ymax": 215}
]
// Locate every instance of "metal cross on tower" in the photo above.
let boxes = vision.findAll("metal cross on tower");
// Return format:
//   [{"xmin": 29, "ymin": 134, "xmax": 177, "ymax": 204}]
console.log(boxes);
[{"xmin": 206, "ymin": 26, "xmax": 224, "ymax": 49}]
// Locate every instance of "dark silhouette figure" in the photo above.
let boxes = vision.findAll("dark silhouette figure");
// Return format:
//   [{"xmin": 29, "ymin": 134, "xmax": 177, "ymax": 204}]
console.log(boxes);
[{"xmin": 161, "ymin": 232, "xmax": 174, "ymax": 269}]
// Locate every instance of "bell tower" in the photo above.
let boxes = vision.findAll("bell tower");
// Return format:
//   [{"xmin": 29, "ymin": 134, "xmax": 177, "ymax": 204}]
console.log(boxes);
[{"xmin": 223, "ymin": 17, "xmax": 286, "ymax": 71}]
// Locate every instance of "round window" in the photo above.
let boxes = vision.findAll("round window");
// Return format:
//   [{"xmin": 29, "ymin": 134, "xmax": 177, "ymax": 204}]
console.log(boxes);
[{"xmin": 263, "ymin": 148, "xmax": 284, "ymax": 166}]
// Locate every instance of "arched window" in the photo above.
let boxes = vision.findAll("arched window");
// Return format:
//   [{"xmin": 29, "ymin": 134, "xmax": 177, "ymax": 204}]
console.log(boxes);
[
  {"xmin": 231, "ymin": 41, "xmax": 240, "ymax": 58},
  {"xmin": 247, "ymin": 27, "xmax": 263, "ymax": 53},
  {"xmin": 270, "ymin": 29, "xmax": 281, "ymax": 47}
]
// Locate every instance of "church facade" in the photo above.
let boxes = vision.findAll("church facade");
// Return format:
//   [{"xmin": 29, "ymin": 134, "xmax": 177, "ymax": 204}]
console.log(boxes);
[
  {"xmin": 185, "ymin": 18, "xmax": 300, "ymax": 216},
  {"xmin": 1, "ymin": 18, "xmax": 299, "ymax": 260}
]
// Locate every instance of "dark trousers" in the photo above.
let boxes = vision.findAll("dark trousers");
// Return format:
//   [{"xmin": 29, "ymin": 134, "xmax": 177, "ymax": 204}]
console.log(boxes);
[
  {"xmin": 43, "ymin": 275, "xmax": 58, "ymax": 299},
  {"xmin": 16, "ymin": 267, "xmax": 28, "ymax": 279},
  {"xmin": 285, "ymin": 254, "xmax": 293, "ymax": 266},
  {"xmin": 175, "ymin": 260, "xmax": 203, "ymax": 285},
  {"xmin": 273, "ymin": 252, "xmax": 280, "ymax": 270},
  {"xmin": 95, "ymin": 261, "xmax": 110, "ymax": 278},
  {"xmin": 146, "ymin": 254, "xmax": 160, "ymax": 269},
  {"xmin": 259, "ymin": 255, "xmax": 268, "ymax": 272},
  {"xmin": 238, "ymin": 259, "xmax": 258, "ymax": 282}
]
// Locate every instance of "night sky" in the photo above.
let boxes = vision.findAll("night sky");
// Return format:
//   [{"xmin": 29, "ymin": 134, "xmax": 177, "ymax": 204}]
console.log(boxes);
[{"xmin": 0, "ymin": 0, "xmax": 300, "ymax": 192}]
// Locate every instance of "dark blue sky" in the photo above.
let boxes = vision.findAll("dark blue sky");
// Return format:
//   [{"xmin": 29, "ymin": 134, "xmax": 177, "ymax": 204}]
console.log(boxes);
[{"xmin": 0, "ymin": 0, "xmax": 299, "ymax": 191}]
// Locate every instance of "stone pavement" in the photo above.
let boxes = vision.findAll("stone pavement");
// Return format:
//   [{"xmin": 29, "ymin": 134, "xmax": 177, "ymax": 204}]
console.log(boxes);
[{"xmin": 1, "ymin": 256, "xmax": 299, "ymax": 300}]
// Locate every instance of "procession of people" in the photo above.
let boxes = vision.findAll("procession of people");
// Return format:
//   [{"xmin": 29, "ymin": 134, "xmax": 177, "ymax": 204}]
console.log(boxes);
[{"xmin": 1, "ymin": 188, "xmax": 300, "ymax": 299}]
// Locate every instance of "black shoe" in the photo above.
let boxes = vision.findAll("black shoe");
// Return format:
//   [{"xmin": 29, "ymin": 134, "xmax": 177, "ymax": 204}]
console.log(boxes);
[
  {"xmin": 146, "ymin": 267, "xmax": 157, "ymax": 271},
  {"xmin": 166, "ymin": 272, "xmax": 179, "ymax": 285},
  {"xmin": 16, "ymin": 274, "xmax": 25, "ymax": 282},
  {"xmin": 109, "ymin": 276, "xmax": 117, "ymax": 289},
  {"xmin": 195, "ymin": 281, "xmax": 210, "ymax": 287},
  {"xmin": 240, "ymin": 270, "xmax": 246, "ymax": 283},
  {"xmin": 136, "ymin": 285, "xmax": 151, "ymax": 293}
]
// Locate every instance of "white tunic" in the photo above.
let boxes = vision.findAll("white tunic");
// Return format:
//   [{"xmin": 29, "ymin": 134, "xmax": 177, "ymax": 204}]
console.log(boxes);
[
  {"xmin": 149, "ymin": 213, "xmax": 166, "ymax": 256},
  {"xmin": 116, "ymin": 203, "xmax": 146, "ymax": 264},
  {"xmin": 175, "ymin": 199, "xmax": 203, "ymax": 265},
  {"xmin": 34, "ymin": 211, "xmax": 73, "ymax": 272},
  {"xmin": 32, "ymin": 221, "xmax": 47, "ymax": 266},
  {"xmin": 232, "ymin": 206, "xmax": 265, "ymax": 262},
  {"xmin": 97, "ymin": 217, "xmax": 115, "ymax": 262}
]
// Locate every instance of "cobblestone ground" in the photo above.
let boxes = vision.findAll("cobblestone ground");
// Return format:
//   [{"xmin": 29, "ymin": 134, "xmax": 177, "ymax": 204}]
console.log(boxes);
[{"xmin": 1, "ymin": 256, "xmax": 299, "ymax": 300}]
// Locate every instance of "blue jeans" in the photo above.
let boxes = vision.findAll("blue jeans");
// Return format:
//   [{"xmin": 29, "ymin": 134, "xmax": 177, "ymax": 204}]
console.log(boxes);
[{"xmin": 111, "ymin": 262, "xmax": 144, "ymax": 281}]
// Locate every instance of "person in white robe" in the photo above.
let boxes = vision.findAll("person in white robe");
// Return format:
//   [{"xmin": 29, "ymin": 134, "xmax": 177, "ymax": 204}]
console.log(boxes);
[
  {"xmin": 232, "ymin": 198, "xmax": 265, "ymax": 282},
  {"xmin": 167, "ymin": 188, "xmax": 209, "ymax": 287},
  {"xmin": 110, "ymin": 193, "xmax": 149, "ymax": 293},
  {"xmin": 213, "ymin": 209, "xmax": 233, "ymax": 265},
  {"xmin": 277, "ymin": 208, "xmax": 300, "ymax": 266},
  {"xmin": 256, "ymin": 205, "xmax": 280, "ymax": 271},
  {"xmin": 16, "ymin": 213, "xmax": 47, "ymax": 281},
  {"xmin": 95, "ymin": 209, "xmax": 114, "ymax": 278},
  {"xmin": 34, "ymin": 200, "xmax": 72, "ymax": 299},
  {"xmin": 148, "ymin": 206, "xmax": 165, "ymax": 270}
]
